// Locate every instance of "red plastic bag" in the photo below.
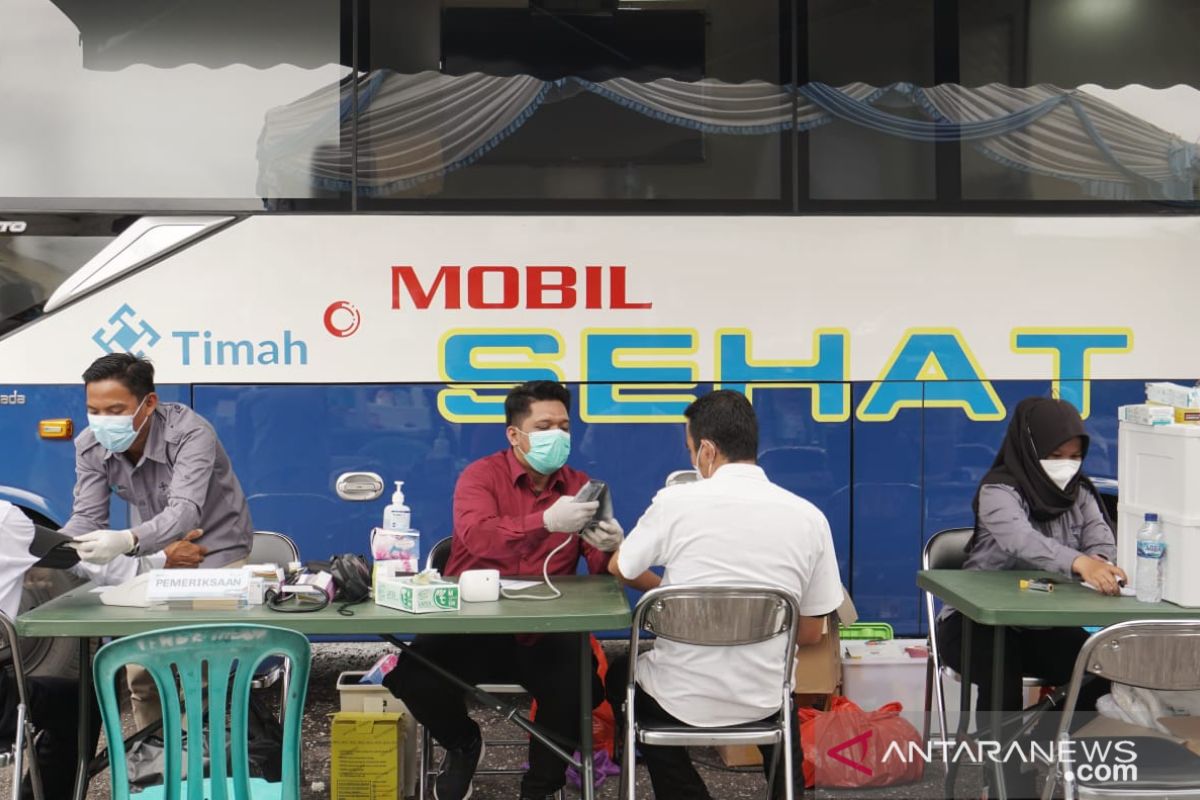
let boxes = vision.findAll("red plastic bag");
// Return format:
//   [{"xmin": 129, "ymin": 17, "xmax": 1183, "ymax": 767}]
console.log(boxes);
[
  {"xmin": 798, "ymin": 696, "xmax": 924, "ymax": 788},
  {"xmin": 530, "ymin": 635, "xmax": 616, "ymax": 756}
]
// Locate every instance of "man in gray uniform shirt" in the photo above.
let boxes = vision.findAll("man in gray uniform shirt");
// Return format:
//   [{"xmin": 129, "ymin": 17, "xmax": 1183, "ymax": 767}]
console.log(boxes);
[{"xmin": 62, "ymin": 352, "xmax": 254, "ymax": 728}]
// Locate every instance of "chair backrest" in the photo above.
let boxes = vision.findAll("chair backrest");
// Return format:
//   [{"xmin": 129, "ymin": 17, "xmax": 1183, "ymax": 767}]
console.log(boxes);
[
  {"xmin": 627, "ymin": 585, "xmax": 801, "ymax": 702},
  {"xmin": 247, "ymin": 531, "xmax": 300, "ymax": 566},
  {"xmin": 427, "ymin": 536, "xmax": 453, "ymax": 572},
  {"xmin": 923, "ymin": 527, "xmax": 973, "ymax": 571},
  {"xmin": 633, "ymin": 585, "xmax": 799, "ymax": 647},
  {"xmin": 93, "ymin": 624, "xmax": 311, "ymax": 800},
  {"xmin": 663, "ymin": 470, "xmax": 699, "ymax": 487},
  {"xmin": 1074, "ymin": 619, "xmax": 1200, "ymax": 691}
]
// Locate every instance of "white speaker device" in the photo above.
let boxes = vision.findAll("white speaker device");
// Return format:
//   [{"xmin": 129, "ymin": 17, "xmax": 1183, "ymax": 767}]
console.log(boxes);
[{"xmin": 459, "ymin": 569, "xmax": 500, "ymax": 602}]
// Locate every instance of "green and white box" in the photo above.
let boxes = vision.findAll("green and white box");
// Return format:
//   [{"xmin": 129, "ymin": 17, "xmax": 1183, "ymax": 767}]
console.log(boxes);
[{"xmin": 375, "ymin": 576, "xmax": 460, "ymax": 614}]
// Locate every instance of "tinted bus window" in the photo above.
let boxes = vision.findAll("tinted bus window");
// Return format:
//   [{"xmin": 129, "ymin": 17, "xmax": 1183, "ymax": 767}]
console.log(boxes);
[
  {"xmin": 350, "ymin": 0, "xmax": 788, "ymax": 208},
  {"xmin": 0, "ymin": 0, "xmax": 350, "ymax": 211},
  {"xmin": 0, "ymin": 229, "xmax": 112, "ymax": 336}
]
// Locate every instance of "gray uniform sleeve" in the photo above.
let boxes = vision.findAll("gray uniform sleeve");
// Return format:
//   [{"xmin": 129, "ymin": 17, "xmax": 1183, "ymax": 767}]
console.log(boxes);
[
  {"xmin": 1077, "ymin": 491, "xmax": 1118, "ymax": 561},
  {"xmin": 60, "ymin": 442, "xmax": 110, "ymax": 536},
  {"xmin": 129, "ymin": 424, "xmax": 213, "ymax": 553},
  {"xmin": 977, "ymin": 484, "xmax": 1081, "ymax": 576}
]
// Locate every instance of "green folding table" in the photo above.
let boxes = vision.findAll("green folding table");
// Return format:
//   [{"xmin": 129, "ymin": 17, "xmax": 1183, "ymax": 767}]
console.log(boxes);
[
  {"xmin": 918, "ymin": 568, "xmax": 1200, "ymax": 799},
  {"xmin": 17, "ymin": 575, "xmax": 632, "ymax": 800}
]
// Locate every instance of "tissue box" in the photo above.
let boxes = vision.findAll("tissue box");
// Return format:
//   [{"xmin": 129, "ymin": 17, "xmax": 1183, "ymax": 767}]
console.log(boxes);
[
  {"xmin": 1146, "ymin": 382, "xmax": 1200, "ymax": 409},
  {"xmin": 1120, "ymin": 404, "xmax": 1175, "ymax": 426},
  {"xmin": 370, "ymin": 528, "xmax": 420, "ymax": 573},
  {"xmin": 375, "ymin": 576, "xmax": 460, "ymax": 614}
]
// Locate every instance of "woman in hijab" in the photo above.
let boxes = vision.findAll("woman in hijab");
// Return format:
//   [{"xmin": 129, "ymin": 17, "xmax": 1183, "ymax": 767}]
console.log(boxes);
[{"xmin": 936, "ymin": 397, "xmax": 1128, "ymax": 795}]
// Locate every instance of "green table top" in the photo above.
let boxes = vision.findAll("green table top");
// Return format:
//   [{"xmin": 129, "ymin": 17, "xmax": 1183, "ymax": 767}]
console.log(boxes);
[
  {"xmin": 15, "ymin": 575, "xmax": 631, "ymax": 638},
  {"xmin": 919, "ymin": 569, "xmax": 1200, "ymax": 627}
]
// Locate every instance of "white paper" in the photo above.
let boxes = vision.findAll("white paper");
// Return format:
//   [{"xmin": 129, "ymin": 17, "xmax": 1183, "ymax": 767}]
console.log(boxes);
[{"xmin": 499, "ymin": 579, "xmax": 540, "ymax": 591}]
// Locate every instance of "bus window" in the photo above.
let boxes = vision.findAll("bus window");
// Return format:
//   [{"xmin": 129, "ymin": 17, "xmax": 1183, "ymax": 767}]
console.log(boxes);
[{"xmin": 0, "ymin": 231, "xmax": 112, "ymax": 336}]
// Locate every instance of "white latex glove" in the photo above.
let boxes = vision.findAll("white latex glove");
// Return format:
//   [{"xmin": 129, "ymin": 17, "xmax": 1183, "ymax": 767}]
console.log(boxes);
[
  {"xmin": 581, "ymin": 518, "xmax": 624, "ymax": 552},
  {"xmin": 543, "ymin": 495, "xmax": 600, "ymax": 533},
  {"xmin": 72, "ymin": 529, "xmax": 136, "ymax": 565}
]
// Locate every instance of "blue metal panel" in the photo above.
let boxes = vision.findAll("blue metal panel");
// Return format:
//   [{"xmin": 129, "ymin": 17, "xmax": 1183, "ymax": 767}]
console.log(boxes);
[
  {"xmin": 753, "ymin": 386, "xmax": 852, "ymax": 586},
  {"xmin": 0, "ymin": 384, "xmax": 189, "ymax": 526},
  {"xmin": 850, "ymin": 381, "xmax": 923, "ymax": 634},
  {"xmin": 918, "ymin": 380, "xmax": 1049, "ymax": 634}
]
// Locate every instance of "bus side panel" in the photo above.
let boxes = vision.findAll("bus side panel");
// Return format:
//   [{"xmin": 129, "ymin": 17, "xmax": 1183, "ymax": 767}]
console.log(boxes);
[
  {"xmin": 0, "ymin": 383, "xmax": 189, "ymax": 527},
  {"xmin": 851, "ymin": 381, "xmax": 923, "ymax": 634}
]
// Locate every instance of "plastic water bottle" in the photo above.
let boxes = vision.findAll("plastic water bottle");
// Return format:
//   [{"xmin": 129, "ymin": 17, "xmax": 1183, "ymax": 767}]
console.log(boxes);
[{"xmin": 1135, "ymin": 512, "xmax": 1165, "ymax": 603}]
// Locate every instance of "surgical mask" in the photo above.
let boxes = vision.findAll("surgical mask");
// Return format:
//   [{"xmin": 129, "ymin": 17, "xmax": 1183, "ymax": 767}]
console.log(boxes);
[
  {"xmin": 88, "ymin": 397, "xmax": 149, "ymax": 453},
  {"xmin": 520, "ymin": 429, "xmax": 571, "ymax": 474},
  {"xmin": 1040, "ymin": 458, "xmax": 1081, "ymax": 491},
  {"xmin": 691, "ymin": 441, "xmax": 712, "ymax": 480}
]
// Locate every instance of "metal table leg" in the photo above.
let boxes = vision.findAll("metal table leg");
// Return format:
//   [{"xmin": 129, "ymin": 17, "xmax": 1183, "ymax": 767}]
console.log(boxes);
[
  {"xmin": 944, "ymin": 617, "xmax": 973, "ymax": 796},
  {"xmin": 991, "ymin": 626, "xmax": 1007, "ymax": 800},
  {"xmin": 579, "ymin": 633, "xmax": 594, "ymax": 800},
  {"xmin": 72, "ymin": 637, "xmax": 92, "ymax": 800}
]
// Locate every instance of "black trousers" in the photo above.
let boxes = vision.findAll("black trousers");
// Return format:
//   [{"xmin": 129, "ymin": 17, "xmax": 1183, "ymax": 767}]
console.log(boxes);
[
  {"xmin": 606, "ymin": 653, "xmax": 803, "ymax": 800},
  {"xmin": 0, "ymin": 669, "xmax": 101, "ymax": 799},
  {"xmin": 937, "ymin": 613, "xmax": 1109, "ymax": 724},
  {"xmin": 383, "ymin": 633, "xmax": 600, "ymax": 797}
]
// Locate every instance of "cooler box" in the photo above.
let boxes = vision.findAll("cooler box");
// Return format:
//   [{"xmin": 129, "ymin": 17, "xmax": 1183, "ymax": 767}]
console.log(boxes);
[
  {"xmin": 337, "ymin": 671, "xmax": 418, "ymax": 798},
  {"xmin": 1115, "ymin": 421, "xmax": 1200, "ymax": 607}
]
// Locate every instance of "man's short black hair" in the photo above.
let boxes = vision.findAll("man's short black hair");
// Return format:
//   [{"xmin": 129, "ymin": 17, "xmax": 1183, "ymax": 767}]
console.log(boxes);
[
  {"xmin": 82, "ymin": 354, "xmax": 156, "ymax": 400},
  {"xmin": 505, "ymin": 381, "xmax": 571, "ymax": 427},
  {"xmin": 683, "ymin": 390, "xmax": 758, "ymax": 462}
]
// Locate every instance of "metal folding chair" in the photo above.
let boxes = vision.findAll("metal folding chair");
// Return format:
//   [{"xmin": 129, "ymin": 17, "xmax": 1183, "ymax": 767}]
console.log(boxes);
[
  {"xmin": 247, "ymin": 532, "xmax": 301, "ymax": 719},
  {"xmin": 619, "ymin": 584, "xmax": 802, "ymax": 800},
  {"xmin": 921, "ymin": 527, "xmax": 1048, "ymax": 754},
  {"xmin": 1043, "ymin": 620, "xmax": 1200, "ymax": 800},
  {"xmin": 0, "ymin": 612, "xmax": 42, "ymax": 800},
  {"xmin": 415, "ymin": 537, "xmax": 561, "ymax": 800}
]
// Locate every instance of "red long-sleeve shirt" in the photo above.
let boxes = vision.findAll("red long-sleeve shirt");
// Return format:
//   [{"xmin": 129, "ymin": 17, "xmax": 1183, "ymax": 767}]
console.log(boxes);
[{"xmin": 443, "ymin": 449, "xmax": 610, "ymax": 577}]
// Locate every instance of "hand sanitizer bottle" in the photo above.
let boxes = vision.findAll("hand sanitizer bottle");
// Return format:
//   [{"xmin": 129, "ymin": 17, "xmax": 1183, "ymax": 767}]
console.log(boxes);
[{"xmin": 383, "ymin": 481, "xmax": 411, "ymax": 530}]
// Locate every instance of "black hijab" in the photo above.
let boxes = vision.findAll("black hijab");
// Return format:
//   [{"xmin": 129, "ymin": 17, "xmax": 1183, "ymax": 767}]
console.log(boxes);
[{"xmin": 972, "ymin": 397, "xmax": 1098, "ymax": 524}]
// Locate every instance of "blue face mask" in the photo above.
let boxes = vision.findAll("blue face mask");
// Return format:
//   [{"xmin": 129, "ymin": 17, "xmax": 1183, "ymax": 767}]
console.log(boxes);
[
  {"xmin": 520, "ymin": 429, "xmax": 571, "ymax": 475},
  {"xmin": 87, "ymin": 397, "xmax": 149, "ymax": 453}
]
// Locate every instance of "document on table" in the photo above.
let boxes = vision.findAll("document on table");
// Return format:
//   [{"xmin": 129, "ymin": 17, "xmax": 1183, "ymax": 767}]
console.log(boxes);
[{"xmin": 499, "ymin": 579, "xmax": 540, "ymax": 591}]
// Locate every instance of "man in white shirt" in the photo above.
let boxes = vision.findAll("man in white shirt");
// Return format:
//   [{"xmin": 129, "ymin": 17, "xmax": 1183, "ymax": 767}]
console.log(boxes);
[
  {"xmin": 0, "ymin": 500, "xmax": 101, "ymax": 799},
  {"xmin": 608, "ymin": 390, "xmax": 844, "ymax": 799}
]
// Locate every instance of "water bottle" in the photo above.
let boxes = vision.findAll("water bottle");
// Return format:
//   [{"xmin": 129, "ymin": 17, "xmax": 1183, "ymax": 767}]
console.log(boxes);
[{"xmin": 1135, "ymin": 512, "xmax": 1165, "ymax": 603}]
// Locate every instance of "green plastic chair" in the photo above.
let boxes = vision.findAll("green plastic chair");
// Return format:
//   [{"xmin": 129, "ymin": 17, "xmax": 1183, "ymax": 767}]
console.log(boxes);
[{"xmin": 93, "ymin": 624, "xmax": 311, "ymax": 800}]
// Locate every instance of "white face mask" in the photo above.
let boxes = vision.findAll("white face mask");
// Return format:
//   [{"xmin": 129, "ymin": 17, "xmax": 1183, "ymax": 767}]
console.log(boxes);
[{"xmin": 1040, "ymin": 458, "xmax": 1081, "ymax": 490}]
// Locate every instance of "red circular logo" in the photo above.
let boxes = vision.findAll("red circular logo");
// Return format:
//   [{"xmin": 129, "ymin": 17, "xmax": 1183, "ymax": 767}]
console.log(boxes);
[{"xmin": 323, "ymin": 301, "xmax": 361, "ymax": 338}]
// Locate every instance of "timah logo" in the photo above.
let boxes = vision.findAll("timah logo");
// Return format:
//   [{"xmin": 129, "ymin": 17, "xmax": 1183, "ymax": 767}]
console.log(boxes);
[{"xmin": 93, "ymin": 304, "xmax": 161, "ymax": 356}]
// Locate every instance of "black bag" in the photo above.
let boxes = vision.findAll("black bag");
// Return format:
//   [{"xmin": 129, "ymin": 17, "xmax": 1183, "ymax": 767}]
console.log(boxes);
[{"xmin": 126, "ymin": 693, "xmax": 283, "ymax": 787}]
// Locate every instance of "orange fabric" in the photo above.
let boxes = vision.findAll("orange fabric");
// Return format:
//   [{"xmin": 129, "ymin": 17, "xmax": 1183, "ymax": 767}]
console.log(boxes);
[{"xmin": 529, "ymin": 635, "xmax": 616, "ymax": 756}]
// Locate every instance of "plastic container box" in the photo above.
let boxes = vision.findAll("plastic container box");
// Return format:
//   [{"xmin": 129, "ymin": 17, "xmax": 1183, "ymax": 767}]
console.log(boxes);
[
  {"xmin": 1117, "ymin": 421, "xmax": 1200, "ymax": 520},
  {"xmin": 841, "ymin": 638, "xmax": 929, "ymax": 732},
  {"xmin": 1116, "ymin": 501, "xmax": 1200, "ymax": 608}
]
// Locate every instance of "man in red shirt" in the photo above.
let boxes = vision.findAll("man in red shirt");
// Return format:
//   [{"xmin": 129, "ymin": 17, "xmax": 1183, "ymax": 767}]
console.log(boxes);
[{"xmin": 384, "ymin": 381, "xmax": 633, "ymax": 800}]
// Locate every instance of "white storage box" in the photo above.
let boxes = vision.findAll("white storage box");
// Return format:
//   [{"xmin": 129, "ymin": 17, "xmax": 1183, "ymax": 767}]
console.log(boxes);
[
  {"xmin": 336, "ymin": 671, "xmax": 418, "ymax": 798},
  {"xmin": 1117, "ymin": 422, "xmax": 1200, "ymax": 521},
  {"xmin": 841, "ymin": 639, "xmax": 929, "ymax": 732},
  {"xmin": 1116, "ymin": 501, "xmax": 1200, "ymax": 608}
]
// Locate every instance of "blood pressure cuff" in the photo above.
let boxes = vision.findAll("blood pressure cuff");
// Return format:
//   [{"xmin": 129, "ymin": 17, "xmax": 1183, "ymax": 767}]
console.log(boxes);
[{"xmin": 30, "ymin": 525, "xmax": 80, "ymax": 569}]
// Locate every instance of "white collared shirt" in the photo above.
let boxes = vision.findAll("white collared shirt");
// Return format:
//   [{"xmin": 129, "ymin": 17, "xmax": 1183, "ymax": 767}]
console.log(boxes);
[
  {"xmin": 0, "ymin": 501, "xmax": 39, "ymax": 620},
  {"xmin": 618, "ymin": 463, "xmax": 844, "ymax": 726}
]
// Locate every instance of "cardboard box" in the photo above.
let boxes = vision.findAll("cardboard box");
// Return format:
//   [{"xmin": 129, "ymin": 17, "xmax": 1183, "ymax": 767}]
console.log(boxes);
[
  {"xmin": 375, "ymin": 575, "xmax": 460, "ymax": 613},
  {"xmin": 331, "ymin": 712, "xmax": 406, "ymax": 800},
  {"xmin": 718, "ymin": 587, "xmax": 858, "ymax": 767},
  {"xmin": 337, "ymin": 672, "xmax": 417, "ymax": 798}
]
